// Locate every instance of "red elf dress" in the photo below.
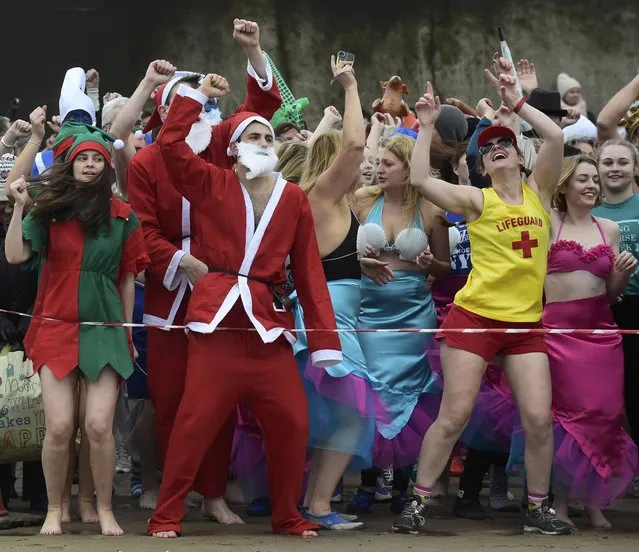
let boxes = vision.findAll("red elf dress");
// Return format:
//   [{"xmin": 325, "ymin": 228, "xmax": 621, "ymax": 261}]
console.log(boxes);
[{"xmin": 22, "ymin": 198, "xmax": 149, "ymax": 381}]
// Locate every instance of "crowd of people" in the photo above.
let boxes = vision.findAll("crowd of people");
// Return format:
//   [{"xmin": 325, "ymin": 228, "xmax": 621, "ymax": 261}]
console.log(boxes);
[{"xmin": 0, "ymin": 16, "xmax": 638, "ymax": 540}]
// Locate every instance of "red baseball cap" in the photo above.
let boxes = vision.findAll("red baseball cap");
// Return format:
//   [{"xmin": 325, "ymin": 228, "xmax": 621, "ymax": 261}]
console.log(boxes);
[{"xmin": 477, "ymin": 125, "xmax": 518, "ymax": 150}]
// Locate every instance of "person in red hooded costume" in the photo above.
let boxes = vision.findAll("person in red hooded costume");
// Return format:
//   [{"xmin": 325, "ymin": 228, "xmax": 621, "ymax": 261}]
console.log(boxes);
[
  {"xmin": 147, "ymin": 73, "xmax": 341, "ymax": 539},
  {"xmin": 126, "ymin": 18, "xmax": 281, "ymax": 523}
]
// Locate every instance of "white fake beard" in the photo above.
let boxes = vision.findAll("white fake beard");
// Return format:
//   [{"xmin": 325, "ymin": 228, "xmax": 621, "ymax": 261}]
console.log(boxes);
[
  {"xmin": 185, "ymin": 108, "xmax": 222, "ymax": 154},
  {"xmin": 236, "ymin": 142, "xmax": 278, "ymax": 180}
]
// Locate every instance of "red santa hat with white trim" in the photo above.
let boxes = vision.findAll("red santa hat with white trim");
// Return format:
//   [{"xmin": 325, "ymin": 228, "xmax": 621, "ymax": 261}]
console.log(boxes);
[
  {"xmin": 143, "ymin": 71, "xmax": 204, "ymax": 133},
  {"xmin": 225, "ymin": 112, "xmax": 275, "ymax": 156}
]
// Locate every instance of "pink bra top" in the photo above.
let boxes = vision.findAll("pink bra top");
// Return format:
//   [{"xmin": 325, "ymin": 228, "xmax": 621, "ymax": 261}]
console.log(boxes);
[{"xmin": 547, "ymin": 217, "xmax": 615, "ymax": 280}]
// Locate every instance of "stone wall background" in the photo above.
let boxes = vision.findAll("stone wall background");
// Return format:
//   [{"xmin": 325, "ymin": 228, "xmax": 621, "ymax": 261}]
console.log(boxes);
[{"xmin": 4, "ymin": 0, "xmax": 639, "ymax": 127}]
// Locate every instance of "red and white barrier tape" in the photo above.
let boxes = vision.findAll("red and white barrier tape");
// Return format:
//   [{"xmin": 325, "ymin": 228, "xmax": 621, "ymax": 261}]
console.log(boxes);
[{"xmin": 0, "ymin": 307, "xmax": 634, "ymax": 335}]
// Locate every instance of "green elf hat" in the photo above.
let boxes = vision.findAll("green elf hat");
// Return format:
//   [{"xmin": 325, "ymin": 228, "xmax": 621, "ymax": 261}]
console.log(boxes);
[
  {"xmin": 52, "ymin": 122, "xmax": 90, "ymax": 161},
  {"xmin": 54, "ymin": 122, "xmax": 124, "ymax": 164}
]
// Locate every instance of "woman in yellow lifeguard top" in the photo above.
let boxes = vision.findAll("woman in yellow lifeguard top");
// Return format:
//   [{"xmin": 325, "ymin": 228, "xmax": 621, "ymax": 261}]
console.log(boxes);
[{"xmin": 392, "ymin": 59, "xmax": 573, "ymax": 537}]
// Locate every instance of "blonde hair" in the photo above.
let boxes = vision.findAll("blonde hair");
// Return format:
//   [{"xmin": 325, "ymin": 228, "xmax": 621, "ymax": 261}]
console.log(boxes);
[
  {"xmin": 552, "ymin": 155, "xmax": 601, "ymax": 213},
  {"xmin": 274, "ymin": 141, "xmax": 308, "ymax": 184},
  {"xmin": 299, "ymin": 131, "xmax": 345, "ymax": 194},
  {"xmin": 357, "ymin": 134, "xmax": 420, "ymax": 214}
]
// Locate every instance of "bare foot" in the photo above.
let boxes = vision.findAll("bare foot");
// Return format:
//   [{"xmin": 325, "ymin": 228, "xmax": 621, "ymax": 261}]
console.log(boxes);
[
  {"xmin": 586, "ymin": 507, "xmax": 611, "ymax": 529},
  {"xmin": 60, "ymin": 501, "xmax": 72, "ymax": 524},
  {"xmin": 97, "ymin": 509, "xmax": 124, "ymax": 536},
  {"xmin": 302, "ymin": 530, "xmax": 318, "ymax": 538},
  {"xmin": 78, "ymin": 499, "xmax": 99, "ymax": 524},
  {"xmin": 139, "ymin": 489, "xmax": 158, "ymax": 510},
  {"xmin": 225, "ymin": 480, "xmax": 246, "ymax": 504},
  {"xmin": 40, "ymin": 509, "xmax": 63, "ymax": 536},
  {"xmin": 202, "ymin": 497, "xmax": 244, "ymax": 524},
  {"xmin": 553, "ymin": 506, "xmax": 576, "ymax": 529},
  {"xmin": 152, "ymin": 530, "xmax": 178, "ymax": 538}
]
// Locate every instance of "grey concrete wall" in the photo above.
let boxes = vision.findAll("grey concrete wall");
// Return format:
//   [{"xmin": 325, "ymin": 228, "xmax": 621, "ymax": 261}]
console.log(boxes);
[
  {"xmin": 155, "ymin": 0, "xmax": 639, "ymax": 125},
  {"xmin": 4, "ymin": 0, "xmax": 639, "ymax": 126}
]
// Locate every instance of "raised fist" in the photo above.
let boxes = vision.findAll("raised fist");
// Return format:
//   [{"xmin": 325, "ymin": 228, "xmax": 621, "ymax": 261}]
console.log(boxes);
[
  {"xmin": 197, "ymin": 74, "xmax": 231, "ymax": 99},
  {"xmin": 86, "ymin": 68, "xmax": 100, "ymax": 87},
  {"xmin": 145, "ymin": 59, "xmax": 177, "ymax": 86},
  {"xmin": 10, "ymin": 176, "xmax": 29, "ymax": 208},
  {"xmin": 233, "ymin": 19, "xmax": 260, "ymax": 49}
]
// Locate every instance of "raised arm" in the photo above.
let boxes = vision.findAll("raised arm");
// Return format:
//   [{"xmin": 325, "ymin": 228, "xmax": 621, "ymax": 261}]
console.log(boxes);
[
  {"xmin": 366, "ymin": 113, "xmax": 392, "ymax": 160},
  {"xmin": 6, "ymin": 106, "xmax": 46, "ymax": 202},
  {"xmin": 497, "ymin": 69, "xmax": 564, "ymax": 208},
  {"xmin": 307, "ymin": 56, "xmax": 365, "ymax": 205},
  {"xmin": 0, "ymin": 119, "xmax": 32, "ymax": 156},
  {"xmin": 309, "ymin": 106, "xmax": 343, "ymax": 144},
  {"xmin": 110, "ymin": 60, "xmax": 177, "ymax": 196},
  {"xmin": 156, "ymin": 76, "xmax": 231, "ymax": 206},
  {"xmin": 597, "ymin": 73, "xmax": 639, "ymax": 143},
  {"xmin": 411, "ymin": 83, "xmax": 483, "ymax": 220},
  {"xmin": 230, "ymin": 19, "xmax": 280, "ymax": 119},
  {"xmin": 5, "ymin": 178, "xmax": 33, "ymax": 264}
]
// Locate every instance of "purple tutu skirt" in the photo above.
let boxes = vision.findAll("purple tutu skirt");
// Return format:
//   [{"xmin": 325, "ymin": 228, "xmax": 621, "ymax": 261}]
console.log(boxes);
[
  {"xmin": 509, "ymin": 295, "xmax": 639, "ymax": 506},
  {"xmin": 231, "ymin": 403, "xmax": 313, "ymax": 500},
  {"xmin": 428, "ymin": 339, "xmax": 513, "ymax": 453},
  {"xmin": 231, "ymin": 404, "xmax": 268, "ymax": 498},
  {"xmin": 509, "ymin": 417, "xmax": 638, "ymax": 507},
  {"xmin": 462, "ymin": 364, "xmax": 516, "ymax": 453},
  {"xmin": 550, "ymin": 420, "xmax": 637, "ymax": 507},
  {"xmin": 373, "ymin": 391, "xmax": 442, "ymax": 468}
]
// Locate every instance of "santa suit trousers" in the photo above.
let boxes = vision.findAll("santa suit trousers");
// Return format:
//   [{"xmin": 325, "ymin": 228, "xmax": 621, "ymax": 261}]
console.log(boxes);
[
  {"xmin": 146, "ymin": 297, "xmax": 235, "ymax": 499},
  {"xmin": 148, "ymin": 303, "xmax": 310, "ymax": 536}
]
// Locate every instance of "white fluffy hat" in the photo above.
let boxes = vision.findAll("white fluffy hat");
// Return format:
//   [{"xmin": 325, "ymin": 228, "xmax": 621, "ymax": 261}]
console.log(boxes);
[{"xmin": 557, "ymin": 73, "xmax": 581, "ymax": 100}]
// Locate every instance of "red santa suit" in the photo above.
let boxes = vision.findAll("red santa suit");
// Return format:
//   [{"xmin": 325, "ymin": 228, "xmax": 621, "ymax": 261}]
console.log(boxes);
[
  {"xmin": 127, "ymin": 56, "xmax": 281, "ymax": 501},
  {"xmin": 147, "ymin": 85, "xmax": 342, "ymax": 536}
]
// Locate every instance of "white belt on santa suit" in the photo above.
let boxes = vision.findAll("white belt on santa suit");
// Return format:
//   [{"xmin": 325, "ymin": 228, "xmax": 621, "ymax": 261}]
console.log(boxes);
[{"xmin": 142, "ymin": 237, "xmax": 192, "ymax": 331}]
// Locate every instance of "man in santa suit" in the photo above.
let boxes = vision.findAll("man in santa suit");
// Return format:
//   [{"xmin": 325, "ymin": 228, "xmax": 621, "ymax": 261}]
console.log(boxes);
[
  {"xmin": 147, "ymin": 74, "xmax": 341, "ymax": 539},
  {"xmin": 126, "ymin": 18, "xmax": 281, "ymax": 523}
]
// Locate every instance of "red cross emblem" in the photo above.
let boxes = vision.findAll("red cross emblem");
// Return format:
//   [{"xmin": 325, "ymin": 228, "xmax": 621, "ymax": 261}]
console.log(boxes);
[{"xmin": 512, "ymin": 230, "xmax": 538, "ymax": 259}]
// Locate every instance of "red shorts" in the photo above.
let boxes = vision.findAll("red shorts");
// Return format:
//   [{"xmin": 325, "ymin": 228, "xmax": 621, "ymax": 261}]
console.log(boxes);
[{"xmin": 436, "ymin": 305, "xmax": 546, "ymax": 362}]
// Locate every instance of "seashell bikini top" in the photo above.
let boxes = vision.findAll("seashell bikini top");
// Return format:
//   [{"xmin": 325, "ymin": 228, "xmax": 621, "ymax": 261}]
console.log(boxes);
[
  {"xmin": 358, "ymin": 195, "xmax": 429, "ymax": 262},
  {"xmin": 547, "ymin": 217, "xmax": 615, "ymax": 280}
]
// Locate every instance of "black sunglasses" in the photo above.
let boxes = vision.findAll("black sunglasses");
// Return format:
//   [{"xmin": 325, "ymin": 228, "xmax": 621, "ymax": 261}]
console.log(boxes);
[{"xmin": 479, "ymin": 137, "xmax": 514, "ymax": 156}]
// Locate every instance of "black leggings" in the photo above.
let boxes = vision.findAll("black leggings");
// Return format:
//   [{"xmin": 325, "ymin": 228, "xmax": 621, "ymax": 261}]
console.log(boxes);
[
  {"xmin": 612, "ymin": 295, "xmax": 639, "ymax": 445},
  {"xmin": 458, "ymin": 448, "xmax": 509, "ymax": 500}
]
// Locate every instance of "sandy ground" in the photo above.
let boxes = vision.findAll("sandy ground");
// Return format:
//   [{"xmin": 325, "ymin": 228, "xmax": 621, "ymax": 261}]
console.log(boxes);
[{"xmin": 1, "ymin": 475, "xmax": 638, "ymax": 552}]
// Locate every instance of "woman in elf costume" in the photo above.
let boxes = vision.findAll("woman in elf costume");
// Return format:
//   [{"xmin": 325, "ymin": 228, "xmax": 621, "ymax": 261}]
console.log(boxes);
[{"xmin": 4, "ymin": 125, "xmax": 149, "ymax": 537}]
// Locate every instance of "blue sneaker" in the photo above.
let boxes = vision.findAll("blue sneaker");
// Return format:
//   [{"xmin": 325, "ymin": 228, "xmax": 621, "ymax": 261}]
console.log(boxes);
[
  {"xmin": 130, "ymin": 460, "xmax": 142, "ymax": 498},
  {"xmin": 347, "ymin": 489, "xmax": 375, "ymax": 515},
  {"xmin": 247, "ymin": 497, "xmax": 271, "ymax": 517},
  {"xmin": 300, "ymin": 505, "xmax": 358, "ymax": 522},
  {"xmin": 303, "ymin": 511, "xmax": 364, "ymax": 530},
  {"xmin": 375, "ymin": 469, "xmax": 393, "ymax": 502}
]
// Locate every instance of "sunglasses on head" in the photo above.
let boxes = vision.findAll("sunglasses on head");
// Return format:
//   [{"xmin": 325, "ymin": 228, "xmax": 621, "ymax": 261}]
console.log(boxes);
[{"xmin": 479, "ymin": 137, "xmax": 514, "ymax": 156}]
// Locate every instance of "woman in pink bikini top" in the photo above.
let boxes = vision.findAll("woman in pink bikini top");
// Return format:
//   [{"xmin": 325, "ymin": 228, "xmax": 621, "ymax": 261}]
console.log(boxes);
[
  {"xmin": 539, "ymin": 155, "xmax": 639, "ymax": 530},
  {"xmin": 547, "ymin": 216, "xmax": 615, "ymax": 281}
]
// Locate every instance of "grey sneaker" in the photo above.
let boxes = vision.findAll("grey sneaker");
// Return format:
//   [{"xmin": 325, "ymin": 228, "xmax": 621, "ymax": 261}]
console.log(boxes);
[
  {"xmin": 392, "ymin": 494, "xmax": 427, "ymax": 534},
  {"xmin": 523, "ymin": 501, "xmax": 573, "ymax": 535},
  {"xmin": 115, "ymin": 443, "xmax": 131, "ymax": 474}
]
